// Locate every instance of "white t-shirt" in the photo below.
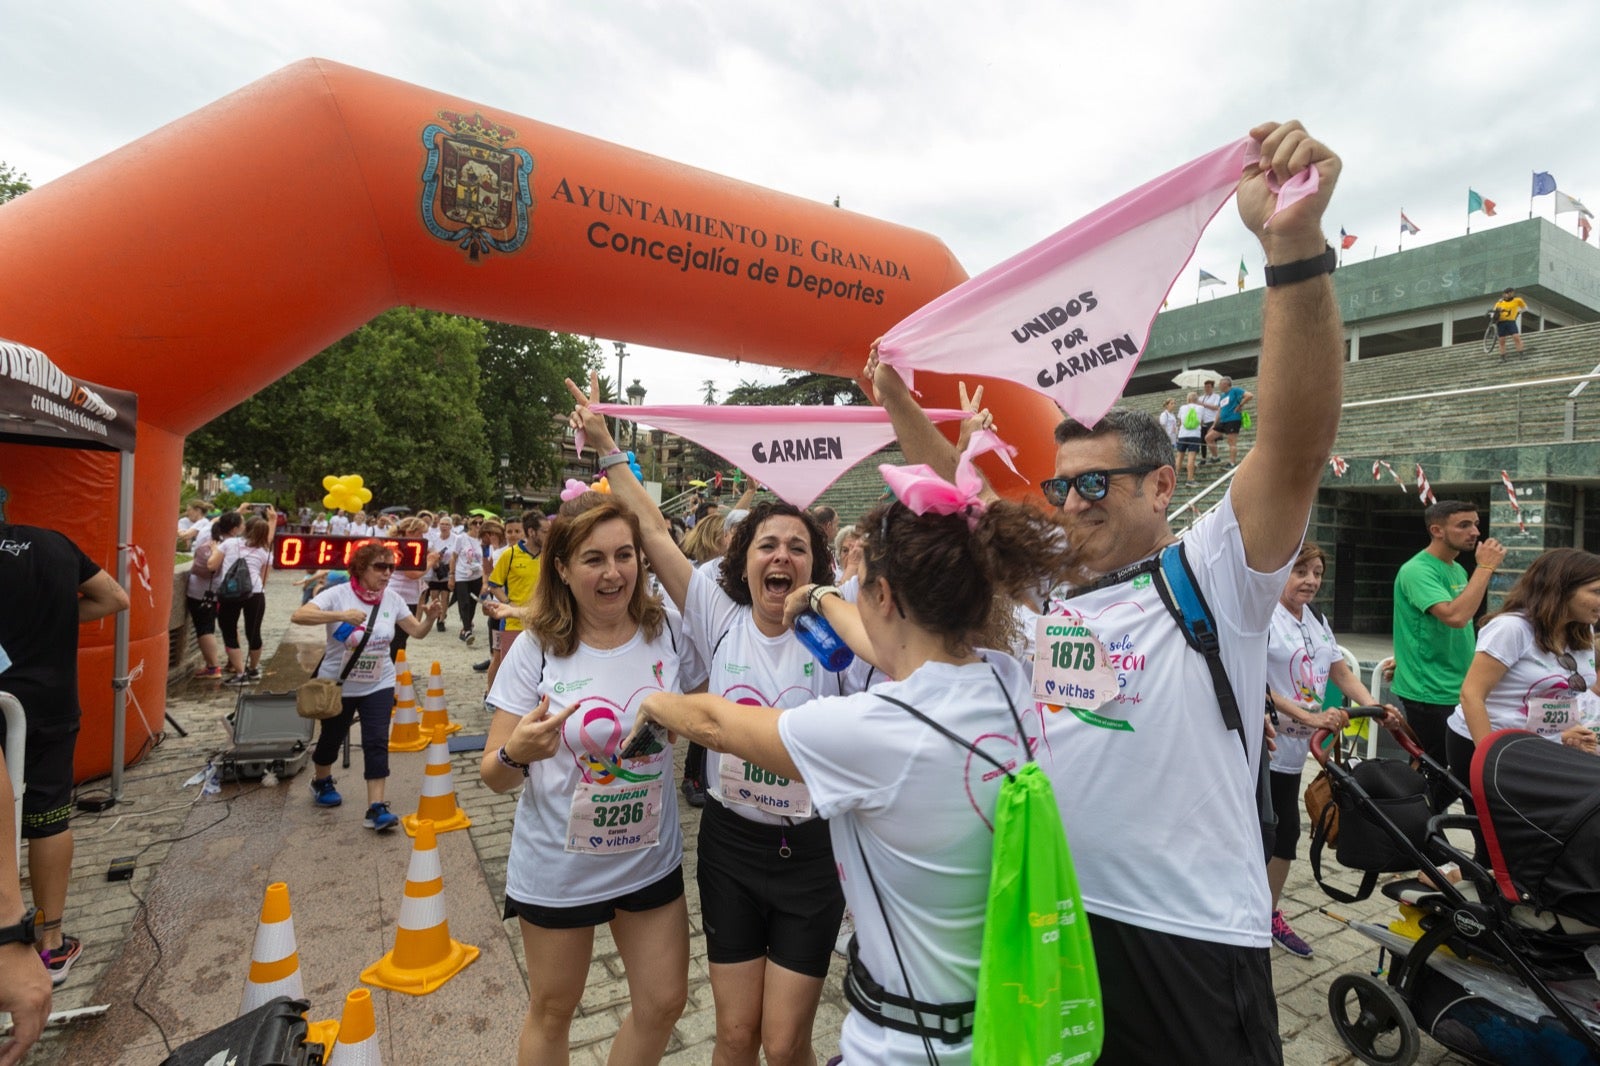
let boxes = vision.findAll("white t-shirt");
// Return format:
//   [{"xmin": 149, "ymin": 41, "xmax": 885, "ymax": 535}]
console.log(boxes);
[
  {"xmin": 1159, "ymin": 408, "xmax": 1179, "ymax": 445},
  {"xmin": 213, "ymin": 539, "xmax": 271, "ymax": 595},
  {"xmin": 309, "ymin": 584, "xmax": 409, "ymax": 697},
  {"xmin": 1046, "ymin": 492, "xmax": 1289, "ymax": 948},
  {"xmin": 452, "ymin": 535, "xmax": 484, "ymax": 582},
  {"xmin": 1266, "ymin": 602, "xmax": 1338, "ymax": 774},
  {"xmin": 1198, "ymin": 391, "xmax": 1222, "ymax": 423},
  {"xmin": 387, "ymin": 569, "xmax": 424, "ymax": 605},
  {"xmin": 685, "ymin": 564, "xmax": 858, "ymax": 825},
  {"xmin": 328, "ymin": 514, "xmax": 350, "ymax": 536},
  {"xmin": 1177, "ymin": 403, "xmax": 1204, "ymax": 441},
  {"xmin": 780, "ymin": 653, "xmax": 1045, "ymax": 1066},
  {"xmin": 1447, "ymin": 614, "xmax": 1597, "ymax": 741},
  {"xmin": 186, "ymin": 535, "xmax": 220, "ymax": 600},
  {"xmin": 488, "ymin": 620, "xmax": 687, "ymax": 907},
  {"xmin": 348, "ymin": 522, "xmax": 373, "ymax": 538},
  {"xmin": 311, "ymin": 517, "xmax": 329, "ymax": 534}
]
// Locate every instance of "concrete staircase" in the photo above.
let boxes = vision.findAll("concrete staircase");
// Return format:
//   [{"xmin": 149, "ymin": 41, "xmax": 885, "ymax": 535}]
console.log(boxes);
[{"xmin": 1135, "ymin": 320, "xmax": 1600, "ymax": 512}]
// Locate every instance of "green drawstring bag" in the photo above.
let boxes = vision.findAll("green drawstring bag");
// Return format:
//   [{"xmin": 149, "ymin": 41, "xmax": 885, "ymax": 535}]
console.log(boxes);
[
  {"xmin": 1183, "ymin": 407, "xmax": 1200, "ymax": 430},
  {"xmin": 973, "ymin": 763, "xmax": 1102, "ymax": 1066},
  {"xmin": 1241, "ymin": 409, "xmax": 1253, "ymax": 430}
]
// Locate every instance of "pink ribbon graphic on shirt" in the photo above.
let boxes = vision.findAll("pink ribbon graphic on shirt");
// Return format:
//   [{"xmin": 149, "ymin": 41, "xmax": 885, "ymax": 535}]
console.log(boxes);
[
  {"xmin": 880, "ymin": 428, "xmax": 1023, "ymax": 530},
  {"xmin": 874, "ymin": 138, "xmax": 1318, "ymax": 429},
  {"xmin": 577, "ymin": 404, "xmax": 970, "ymax": 509}
]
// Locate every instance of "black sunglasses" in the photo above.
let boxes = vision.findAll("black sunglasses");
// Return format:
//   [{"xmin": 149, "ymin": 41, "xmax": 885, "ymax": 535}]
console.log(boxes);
[
  {"xmin": 1039, "ymin": 466, "xmax": 1158, "ymax": 506},
  {"xmin": 1556, "ymin": 651, "xmax": 1589, "ymax": 693},
  {"xmin": 369, "ymin": 562, "xmax": 396, "ymax": 573}
]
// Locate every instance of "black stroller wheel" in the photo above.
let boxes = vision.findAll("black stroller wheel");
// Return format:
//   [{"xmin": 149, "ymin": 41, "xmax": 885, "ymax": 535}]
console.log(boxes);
[{"xmin": 1328, "ymin": 972, "xmax": 1421, "ymax": 1066}]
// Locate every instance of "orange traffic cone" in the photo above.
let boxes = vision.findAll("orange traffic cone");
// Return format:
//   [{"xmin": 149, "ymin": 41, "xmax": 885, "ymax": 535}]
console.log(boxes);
[
  {"xmin": 401, "ymin": 726, "xmax": 471, "ymax": 836},
  {"xmin": 388, "ymin": 670, "xmax": 427, "ymax": 753},
  {"xmin": 240, "ymin": 882, "xmax": 303, "ymax": 1012},
  {"xmin": 394, "ymin": 646, "xmax": 408, "ymax": 675},
  {"xmin": 418, "ymin": 661, "xmax": 461, "ymax": 737},
  {"xmin": 326, "ymin": 988, "xmax": 381, "ymax": 1066},
  {"xmin": 360, "ymin": 819, "xmax": 479, "ymax": 995}
]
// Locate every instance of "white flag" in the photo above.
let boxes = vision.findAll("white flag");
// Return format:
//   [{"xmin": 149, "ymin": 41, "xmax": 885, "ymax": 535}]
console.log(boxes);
[{"xmin": 1555, "ymin": 190, "xmax": 1594, "ymax": 219}]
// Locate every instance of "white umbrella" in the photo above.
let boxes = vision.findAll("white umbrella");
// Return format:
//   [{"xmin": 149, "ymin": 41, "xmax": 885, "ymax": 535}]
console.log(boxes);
[{"xmin": 1171, "ymin": 368, "xmax": 1223, "ymax": 389}]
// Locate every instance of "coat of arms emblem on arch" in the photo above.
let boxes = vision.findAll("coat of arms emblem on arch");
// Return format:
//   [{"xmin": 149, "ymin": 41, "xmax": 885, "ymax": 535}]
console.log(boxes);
[{"xmin": 420, "ymin": 110, "xmax": 534, "ymax": 260}]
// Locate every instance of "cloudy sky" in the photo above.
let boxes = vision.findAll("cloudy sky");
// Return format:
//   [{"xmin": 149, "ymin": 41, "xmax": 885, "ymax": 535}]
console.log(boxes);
[{"xmin": 5, "ymin": 0, "xmax": 1597, "ymax": 404}]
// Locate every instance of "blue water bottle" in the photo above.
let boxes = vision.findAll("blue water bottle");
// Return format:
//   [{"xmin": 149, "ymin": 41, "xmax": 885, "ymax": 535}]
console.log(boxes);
[{"xmin": 793, "ymin": 610, "xmax": 854, "ymax": 672}]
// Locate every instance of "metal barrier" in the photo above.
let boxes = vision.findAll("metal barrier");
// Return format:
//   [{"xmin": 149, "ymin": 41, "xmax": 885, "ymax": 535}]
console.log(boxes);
[{"xmin": 1367, "ymin": 656, "xmax": 1396, "ymax": 759}]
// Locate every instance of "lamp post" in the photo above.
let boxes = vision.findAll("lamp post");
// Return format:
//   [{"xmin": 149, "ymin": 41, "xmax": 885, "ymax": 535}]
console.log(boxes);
[
  {"xmin": 626, "ymin": 378, "xmax": 646, "ymax": 450},
  {"xmin": 612, "ymin": 341, "xmax": 628, "ymax": 439},
  {"xmin": 499, "ymin": 453, "xmax": 510, "ymax": 509}
]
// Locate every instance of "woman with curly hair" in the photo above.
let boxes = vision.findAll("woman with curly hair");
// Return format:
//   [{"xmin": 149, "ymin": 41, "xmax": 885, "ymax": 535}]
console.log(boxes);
[
  {"xmin": 568, "ymin": 374, "xmax": 858, "ymax": 1066},
  {"xmin": 632, "ymin": 440, "xmax": 1078, "ymax": 1066}
]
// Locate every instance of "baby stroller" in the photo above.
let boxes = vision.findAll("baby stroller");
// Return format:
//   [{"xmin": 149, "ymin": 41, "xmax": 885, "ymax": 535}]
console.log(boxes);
[{"xmin": 1307, "ymin": 709, "xmax": 1600, "ymax": 1065}]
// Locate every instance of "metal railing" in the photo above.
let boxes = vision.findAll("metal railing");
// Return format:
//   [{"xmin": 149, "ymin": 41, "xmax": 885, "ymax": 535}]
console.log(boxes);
[{"xmin": 1169, "ymin": 464, "xmax": 1238, "ymax": 529}]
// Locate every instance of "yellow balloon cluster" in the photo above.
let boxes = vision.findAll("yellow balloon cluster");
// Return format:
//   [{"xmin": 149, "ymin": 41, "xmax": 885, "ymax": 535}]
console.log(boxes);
[{"xmin": 321, "ymin": 474, "xmax": 373, "ymax": 514}]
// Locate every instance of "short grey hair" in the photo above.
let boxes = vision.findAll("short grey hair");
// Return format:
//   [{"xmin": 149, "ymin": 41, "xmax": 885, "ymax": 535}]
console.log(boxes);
[{"xmin": 1053, "ymin": 407, "xmax": 1176, "ymax": 471}]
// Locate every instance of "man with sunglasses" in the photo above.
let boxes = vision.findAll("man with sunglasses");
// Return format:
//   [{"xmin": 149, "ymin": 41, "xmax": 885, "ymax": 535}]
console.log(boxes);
[{"xmin": 870, "ymin": 121, "xmax": 1342, "ymax": 1065}]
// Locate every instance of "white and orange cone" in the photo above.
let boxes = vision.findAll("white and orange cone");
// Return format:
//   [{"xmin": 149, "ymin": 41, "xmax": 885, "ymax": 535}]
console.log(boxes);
[
  {"xmin": 360, "ymin": 819, "xmax": 479, "ymax": 995},
  {"xmin": 325, "ymin": 988, "xmax": 381, "ymax": 1066},
  {"xmin": 401, "ymin": 726, "xmax": 471, "ymax": 836},
  {"xmin": 418, "ymin": 661, "xmax": 461, "ymax": 737},
  {"xmin": 388, "ymin": 670, "xmax": 427, "ymax": 753},
  {"xmin": 240, "ymin": 882, "xmax": 304, "ymax": 1013}
]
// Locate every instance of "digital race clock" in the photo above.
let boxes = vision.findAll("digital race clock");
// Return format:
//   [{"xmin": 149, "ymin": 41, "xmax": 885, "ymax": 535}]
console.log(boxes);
[{"xmin": 272, "ymin": 534, "xmax": 429, "ymax": 571}]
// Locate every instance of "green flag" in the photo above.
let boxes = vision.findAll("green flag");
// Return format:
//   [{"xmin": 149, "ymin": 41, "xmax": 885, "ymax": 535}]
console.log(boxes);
[{"xmin": 1237, "ymin": 256, "xmax": 1248, "ymax": 291}]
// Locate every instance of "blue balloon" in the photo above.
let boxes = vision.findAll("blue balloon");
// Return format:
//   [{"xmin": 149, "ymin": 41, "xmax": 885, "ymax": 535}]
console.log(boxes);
[{"xmin": 626, "ymin": 451, "xmax": 643, "ymax": 481}]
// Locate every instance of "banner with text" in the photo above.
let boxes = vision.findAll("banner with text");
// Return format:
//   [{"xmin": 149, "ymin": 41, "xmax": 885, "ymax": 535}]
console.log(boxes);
[
  {"xmin": 586, "ymin": 403, "xmax": 969, "ymax": 509},
  {"xmin": 876, "ymin": 137, "xmax": 1313, "ymax": 429}
]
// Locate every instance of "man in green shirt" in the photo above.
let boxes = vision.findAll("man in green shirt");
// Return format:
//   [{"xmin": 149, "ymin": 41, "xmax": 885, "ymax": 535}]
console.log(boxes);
[{"xmin": 1391, "ymin": 500, "xmax": 1506, "ymax": 810}]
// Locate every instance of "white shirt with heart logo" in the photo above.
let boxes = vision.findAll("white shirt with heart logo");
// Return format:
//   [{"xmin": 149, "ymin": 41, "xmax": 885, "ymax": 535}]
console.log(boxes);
[
  {"xmin": 489, "ymin": 618, "xmax": 687, "ymax": 907},
  {"xmin": 779, "ymin": 651, "xmax": 1043, "ymax": 1066}
]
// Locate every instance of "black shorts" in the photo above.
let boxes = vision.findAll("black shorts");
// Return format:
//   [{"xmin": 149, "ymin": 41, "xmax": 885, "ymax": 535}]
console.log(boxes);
[
  {"xmin": 1268, "ymin": 769, "xmax": 1303, "ymax": 861},
  {"xmin": 186, "ymin": 595, "xmax": 217, "ymax": 638},
  {"xmin": 425, "ymin": 579, "xmax": 450, "ymax": 592},
  {"xmin": 1089, "ymin": 913, "xmax": 1280, "ymax": 1065},
  {"xmin": 1496, "ymin": 320, "xmax": 1519, "ymax": 337},
  {"xmin": 1215, "ymin": 419, "xmax": 1243, "ymax": 436},
  {"xmin": 0, "ymin": 722, "xmax": 78, "ymax": 839},
  {"xmin": 697, "ymin": 797, "xmax": 844, "ymax": 978},
  {"xmin": 504, "ymin": 865, "xmax": 683, "ymax": 929}
]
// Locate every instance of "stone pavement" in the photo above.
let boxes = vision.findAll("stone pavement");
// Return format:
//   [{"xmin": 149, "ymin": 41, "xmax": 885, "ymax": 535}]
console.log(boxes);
[{"xmin": 17, "ymin": 580, "xmax": 1472, "ymax": 1064}]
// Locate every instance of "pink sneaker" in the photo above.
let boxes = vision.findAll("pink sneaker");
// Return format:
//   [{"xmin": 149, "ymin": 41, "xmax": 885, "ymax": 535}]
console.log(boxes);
[{"xmin": 1271, "ymin": 910, "xmax": 1313, "ymax": 959}]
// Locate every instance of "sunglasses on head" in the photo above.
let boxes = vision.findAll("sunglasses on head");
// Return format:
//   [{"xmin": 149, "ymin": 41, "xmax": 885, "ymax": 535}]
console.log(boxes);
[
  {"xmin": 1556, "ymin": 651, "xmax": 1589, "ymax": 693},
  {"xmin": 1039, "ymin": 466, "xmax": 1158, "ymax": 506}
]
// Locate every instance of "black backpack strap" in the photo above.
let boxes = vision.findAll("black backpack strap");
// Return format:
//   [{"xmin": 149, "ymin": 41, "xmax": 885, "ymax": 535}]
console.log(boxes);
[
  {"xmin": 872, "ymin": 664, "xmax": 1026, "ymax": 779},
  {"xmin": 1151, "ymin": 542, "xmax": 1247, "ymax": 754}
]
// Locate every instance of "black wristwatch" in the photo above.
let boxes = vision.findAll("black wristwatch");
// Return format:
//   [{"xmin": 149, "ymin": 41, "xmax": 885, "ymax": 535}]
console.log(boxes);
[
  {"xmin": 1262, "ymin": 243, "xmax": 1337, "ymax": 287},
  {"xmin": 0, "ymin": 906, "xmax": 37, "ymax": 947}
]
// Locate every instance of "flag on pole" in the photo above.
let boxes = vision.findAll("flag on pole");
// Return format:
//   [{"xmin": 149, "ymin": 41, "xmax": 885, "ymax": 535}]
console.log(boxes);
[
  {"xmin": 1581, "ymin": 215, "xmax": 1593, "ymax": 242},
  {"xmin": 1339, "ymin": 227, "xmax": 1357, "ymax": 250},
  {"xmin": 1468, "ymin": 189, "xmax": 1497, "ymax": 216},
  {"xmin": 1555, "ymin": 190, "xmax": 1594, "ymax": 218},
  {"xmin": 1198, "ymin": 268, "xmax": 1227, "ymax": 289},
  {"xmin": 1532, "ymin": 171, "xmax": 1558, "ymax": 197},
  {"xmin": 1236, "ymin": 257, "xmax": 1247, "ymax": 291},
  {"xmin": 1414, "ymin": 464, "xmax": 1436, "ymax": 507},
  {"xmin": 1399, "ymin": 212, "xmax": 1421, "ymax": 235}
]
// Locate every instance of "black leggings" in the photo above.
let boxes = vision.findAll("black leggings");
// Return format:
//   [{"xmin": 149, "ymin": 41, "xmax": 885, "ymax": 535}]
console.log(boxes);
[
  {"xmin": 453, "ymin": 578, "xmax": 482, "ymax": 630},
  {"xmin": 218, "ymin": 592, "xmax": 266, "ymax": 651}
]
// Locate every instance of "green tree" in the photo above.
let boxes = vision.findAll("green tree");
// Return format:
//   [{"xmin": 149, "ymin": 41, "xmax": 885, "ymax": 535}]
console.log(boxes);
[
  {"xmin": 724, "ymin": 370, "xmax": 866, "ymax": 407},
  {"xmin": 186, "ymin": 308, "xmax": 491, "ymax": 508},
  {"xmin": 701, "ymin": 379, "xmax": 718, "ymax": 404},
  {"xmin": 0, "ymin": 162, "xmax": 29, "ymax": 205},
  {"xmin": 478, "ymin": 322, "xmax": 601, "ymax": 497}
]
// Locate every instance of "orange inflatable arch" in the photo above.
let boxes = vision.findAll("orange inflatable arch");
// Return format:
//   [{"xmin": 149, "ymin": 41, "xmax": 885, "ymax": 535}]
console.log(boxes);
[{"xmin": 0, "ymin": 58, "xmax": 1060, "ymax": 781}]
